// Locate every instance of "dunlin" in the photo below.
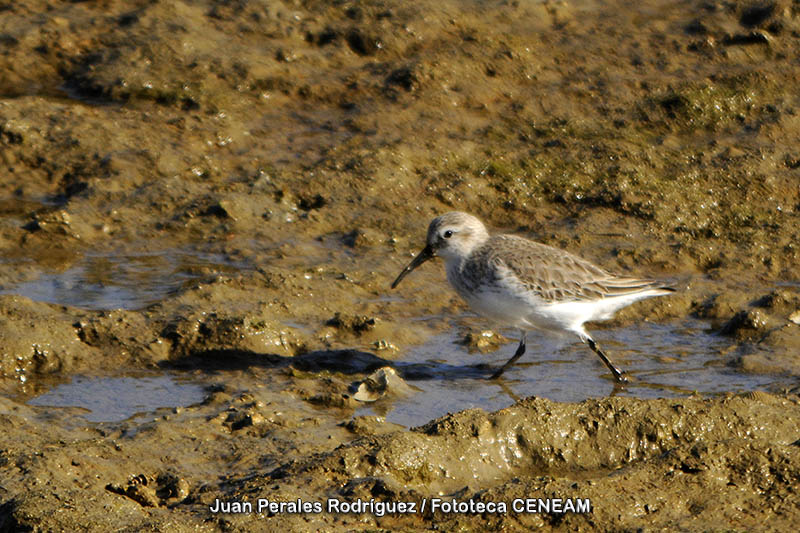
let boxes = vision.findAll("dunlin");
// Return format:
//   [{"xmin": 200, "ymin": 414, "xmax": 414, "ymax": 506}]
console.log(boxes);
[{"xmin": 391, "ymin": 212, "xmax": 675, "ymax": 382}]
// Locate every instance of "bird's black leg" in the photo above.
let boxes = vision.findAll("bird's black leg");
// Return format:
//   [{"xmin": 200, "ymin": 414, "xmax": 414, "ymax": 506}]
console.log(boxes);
[
  {"xmin": 584, "ymin": 336, "xmax": 628, "ymax": 383},
  {"xmin": 490, "ymin": 333, "xmax": 526, "ymax": 380}
]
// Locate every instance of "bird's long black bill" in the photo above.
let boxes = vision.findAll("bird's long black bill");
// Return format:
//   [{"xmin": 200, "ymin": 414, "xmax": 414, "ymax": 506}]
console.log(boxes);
[{"xmin": 391, "ymin": 245, "xmax": 434, "ymax": 289}]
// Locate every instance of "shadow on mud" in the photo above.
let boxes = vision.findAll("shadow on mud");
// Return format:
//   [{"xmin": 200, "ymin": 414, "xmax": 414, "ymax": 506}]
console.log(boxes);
[{"xmin": 165, "ymin": 348, "xmax": 492, "ymax": 380}]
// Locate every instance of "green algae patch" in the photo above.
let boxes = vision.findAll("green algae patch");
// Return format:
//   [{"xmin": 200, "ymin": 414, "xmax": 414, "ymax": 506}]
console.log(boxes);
[{"xmin": 644, "ymin": 75, "xmax": 773, "ymax": 133}]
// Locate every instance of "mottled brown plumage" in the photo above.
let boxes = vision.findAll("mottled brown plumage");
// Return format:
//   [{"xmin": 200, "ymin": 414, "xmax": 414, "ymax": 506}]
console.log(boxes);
[{"xmin": 461, "ymin": 234, "xmax": 668, "ymax": 302}]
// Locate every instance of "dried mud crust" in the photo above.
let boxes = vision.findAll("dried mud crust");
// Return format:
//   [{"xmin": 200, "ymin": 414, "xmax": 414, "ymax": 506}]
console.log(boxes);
[{"xmin": 0, "ymin": 0, "xmax": 800, "ymax": 531}]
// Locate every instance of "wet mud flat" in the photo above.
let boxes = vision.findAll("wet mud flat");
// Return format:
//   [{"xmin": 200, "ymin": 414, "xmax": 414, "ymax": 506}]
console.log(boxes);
[{"xmin": 1, "ymin": 0, "xmax": 800, "ymax": 531}]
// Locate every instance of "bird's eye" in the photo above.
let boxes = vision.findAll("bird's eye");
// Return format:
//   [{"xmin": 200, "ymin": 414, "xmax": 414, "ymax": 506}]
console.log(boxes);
[{"xmin": 443, "ymin": 230, "xmax": 453, "ymax": 239}]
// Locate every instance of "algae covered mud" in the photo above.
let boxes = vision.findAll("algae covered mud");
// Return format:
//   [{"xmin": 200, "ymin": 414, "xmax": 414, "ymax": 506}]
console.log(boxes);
[{"xmin": 1, "ymin": 0, "xmax": 799, "ymax": 530}]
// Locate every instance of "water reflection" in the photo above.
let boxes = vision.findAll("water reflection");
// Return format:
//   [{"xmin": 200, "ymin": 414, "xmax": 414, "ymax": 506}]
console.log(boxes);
[
  {"xmin": 28, "ymin": 374, "xmax": 207, "ymax": 422},
  {"xmin": 359, "ymin": 319, "xmax": 786, "ymax": 427},
  {"xmin": 1, "ymin": 249, "xmax": 249, "ymax": 310}
]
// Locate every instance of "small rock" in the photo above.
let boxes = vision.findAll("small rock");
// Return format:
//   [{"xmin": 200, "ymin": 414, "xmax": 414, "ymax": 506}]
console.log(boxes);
[
  {"xmin": 326, "ymin": 312, "xmax": 378, "ymax": 334},
  {"xmin": 752, "ymin": 289, "xmax": 800, "ymax": 314},
  {"xmin": 372, "ymin": 339, "xmax": 398, "ymax": 352},
  {"xmin": 720, "ymin": 309, "xmax": 771, "ymax": 340},
  {"xmin": 460, "ymin": 330, "xmax": 509, "ymax": 353},
  {"xmin": 352, "ymin": 367, "xmax": 415, "ymax": 402},
  {"xmin": 106, "ymin": 472, "xmax": 189, "ymax": 508},
  {"xmin": 224, "ymin": 409, "xmax": 255, "ymax": 431}
]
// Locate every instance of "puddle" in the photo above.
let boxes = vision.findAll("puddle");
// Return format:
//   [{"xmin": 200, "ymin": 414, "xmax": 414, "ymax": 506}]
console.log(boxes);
[
  {"xmin": 358, "ymin": 318, "xmax": 785, "ymax": 427},
  {"xmin": 0, "ymin": 249, "xmax": 249, "ymax": 310},
  {"xmin": 27, "ymin": 374, "xmax": 208, "ymax": 422}
]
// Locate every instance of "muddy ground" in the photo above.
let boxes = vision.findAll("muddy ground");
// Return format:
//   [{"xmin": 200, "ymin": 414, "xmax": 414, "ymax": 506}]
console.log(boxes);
[{"xmin": 1, "ymin": 0, "xmax": 799, "ymax": 531}]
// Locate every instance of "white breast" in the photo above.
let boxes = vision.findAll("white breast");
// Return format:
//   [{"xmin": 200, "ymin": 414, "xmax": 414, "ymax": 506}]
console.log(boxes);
[{"xmin": 446, "ymin": 256, "xmax": 664, "ymax": 338}]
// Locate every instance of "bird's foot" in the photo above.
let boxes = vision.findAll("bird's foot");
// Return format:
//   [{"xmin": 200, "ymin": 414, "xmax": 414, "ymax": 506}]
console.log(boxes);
[{"xmin": 613, "ymin": 372, "xmax": 632, "ymax": 384}]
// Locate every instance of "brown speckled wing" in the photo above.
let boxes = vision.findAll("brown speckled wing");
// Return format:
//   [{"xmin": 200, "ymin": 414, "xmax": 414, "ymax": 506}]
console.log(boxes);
[{"xmin": 467, "ymin": 235, "xmax": 666, "ymax": 302}]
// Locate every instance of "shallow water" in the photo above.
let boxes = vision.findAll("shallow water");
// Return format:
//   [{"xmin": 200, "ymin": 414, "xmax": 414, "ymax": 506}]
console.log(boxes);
[
  {"xmin": 3, "ymin": 247, "xmax": 790, "ymax": 429},
  {"xmin": 359, "ymin": 318, "xmax": 786, "ymax": 428},
  {"xmin": 18, "ymin": 312, "xmax": 787, "ymax": 428},
  {"xmin": 27, "ymin": 374, "xmax": 207, "ymax": 422},
  {"xmin": 1, "ymin": 249, "xmax": 248, "ymax": 310}
]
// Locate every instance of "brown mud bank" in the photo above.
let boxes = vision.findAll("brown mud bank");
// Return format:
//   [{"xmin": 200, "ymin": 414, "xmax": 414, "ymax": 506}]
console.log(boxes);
[
  {"xmin": 1, "ymin": 0, "xmax": 800, "ymax": 530},
  {"xmin": 2, "ymin": 389, "xmax": 799, "ymax": 531}
]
